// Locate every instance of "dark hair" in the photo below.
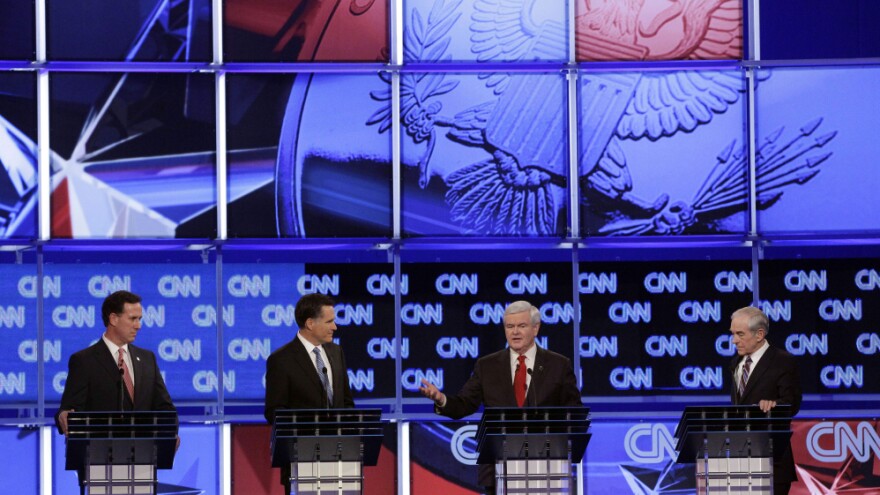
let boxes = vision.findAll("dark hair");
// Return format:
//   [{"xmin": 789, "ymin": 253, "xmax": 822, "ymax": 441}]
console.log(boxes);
[
  {"xmin": 295, "ymin": 293, "xmax": 336, "ymax": 328},
  {"xmin": 102, "ymin": 290, "xmax": 142, "ymax": 327}
]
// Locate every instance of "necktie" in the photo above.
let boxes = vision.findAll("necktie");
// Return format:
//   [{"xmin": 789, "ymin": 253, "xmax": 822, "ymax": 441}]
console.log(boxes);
[
  {"xmin": 738, "ymin": 355, "xmax": 752, "ymax": 398},
  {"xmin": 313, "ymin": 347, "xmax": 333, "ymax": 406},
  {"xmin": 514, "ymin": 355, "xmax": 527, "ymax": 407},
  {"xmin": 118, "ymin": 348, "xmax": 135, "ymax": 402}
]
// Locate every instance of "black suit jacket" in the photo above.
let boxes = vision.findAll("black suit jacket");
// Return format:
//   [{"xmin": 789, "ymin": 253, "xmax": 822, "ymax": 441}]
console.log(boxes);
[
  {"xmin": 438, "ymin": 346, "xmax": 582, "ymax": 487},
  {"xmin": 729, "ymin": 344, "xmax": 802, "ymax": 483},
  {"xmin": 264, "ymin": 337, "xmax": 355, "ymax": 424},
  {"xmin": 54, "ymin": 341, "xmax": 175, "ymax": 433}
]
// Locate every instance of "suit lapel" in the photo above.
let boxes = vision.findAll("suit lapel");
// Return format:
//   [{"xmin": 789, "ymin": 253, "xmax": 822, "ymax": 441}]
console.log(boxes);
[
  {"xmin": 528, "ymin": 347, "xmax": 546, "ymax": 405},
  {"xmin": 742, "ymin": 345, "xmax": 775, "ymax": 401},
  {"xmin": 129, "ymin": 345, "xmax": 145, "ymax": 407},
  {"xmin": 325, "ymin": 345, "xmax": 343, "ymax": 407},
  {"xmin": 291, "ymin": 338, "xmax": 325, "ymax": 395},
  {"xmin": 92, "ymin": 341, "xmax": 123, "ymax": 383},
  {"xmin": 496, "ymin": 350, "xmax": 517, "ymax": 406}
]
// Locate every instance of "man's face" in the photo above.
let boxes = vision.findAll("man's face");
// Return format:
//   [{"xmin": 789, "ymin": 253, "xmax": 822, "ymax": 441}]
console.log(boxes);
[
  {"xmin": 107, "ymin": 302, "xmax": 143, "ymax": 346},
  {"xmin": 729, "ymin": 315, "xmax": 765, "ymax": 356},
  {"xmin": 302, "ymin": 305, "xmax": 337, "ymax": 345},
  {"xmin": 504, "ymin": 310, "xmax": 539, "ymax": 354}
]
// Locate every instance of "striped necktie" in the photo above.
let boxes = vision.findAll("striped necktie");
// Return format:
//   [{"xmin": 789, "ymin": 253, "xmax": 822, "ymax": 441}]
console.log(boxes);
[
  {"xmin": 118, "ymin": 348, "xmax": 135, "ymax": 402},
  {"xmin": 313, "ymin": 347, "xmax": 333, "ymax": 406},
  {"xmin": 737, "ymin": 355, "xmax": 752, "ymax": 398}
]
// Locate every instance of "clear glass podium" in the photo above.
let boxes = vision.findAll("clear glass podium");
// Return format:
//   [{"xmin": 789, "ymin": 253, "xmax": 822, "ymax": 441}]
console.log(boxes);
[
  {"xmin": 65, "ymin": 411, "xmax": 178, "ymax": 495},
  {"xmin": 271, "ymin": 409, "xmax": 383, "ymax": 495},
  {"xmin": 674, "ymin": 405, "xmax": 793, "ymax": 495},
  {"xmin": 476, "ymin": 406, "xmax": 591, "ymax": 495}
]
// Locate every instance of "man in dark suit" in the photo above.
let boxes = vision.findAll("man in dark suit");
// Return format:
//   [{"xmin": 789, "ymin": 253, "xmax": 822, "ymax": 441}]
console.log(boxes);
[
  {"xmin": 264, "ymin": 293, "xmax": 355, "ymax": 493},
  {"xmin": 54, "ymin": 290, "xmax": 176, "ymax": 434},
  {"xmin": 420, "ymin": 300, "xmax": 582, "ymax": 493},
  {"xmin": 729, "ymin": 306, "xmax": 802, "ymax": 495}
]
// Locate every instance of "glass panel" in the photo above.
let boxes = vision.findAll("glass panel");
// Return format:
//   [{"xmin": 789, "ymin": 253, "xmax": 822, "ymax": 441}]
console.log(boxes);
[
  {"xmin": 403, "ymin": 0, "xmax": 569, "ymax": 63},
  {"xmin": 756, "ymin": 66, "xmax": 880, "ymax": 235},
  {"xmin": 399, "ymin": 72, "xmax": 569, "ymax": 236},
  {"xmin": 0, "ymin": 71, "xmax": 38, "ymax": 239},
  {"xmin": 758, "ymin": 256, "xmax": 879, "ymax": 395},
  {"xmin": 0, "ymin": 0, "xmax": 36, "ymax": 61},
  {"xmin": 0, "ymin": 252, "xmax": 38, "ymax": 407},
  {"xmin": 580, "ymin": 69, "xmax": 748, "ymax": 236},
  {"xmin": 575, "ymin": 0, "xmax": 743, "ymax": 61},
  {"xmin": 49, "ymin": 72, "xmax": 217, "ymax": 239},
  {"xmin": 233, "ymin": 73, "xmax": 392, "ymax": 238},
  {"xmin": 223, "ymin": 0, "xmax": 389, "ymax": 62},
  {"xmin": 760, "ymin": 0, "xmax": 880, "ymax": 60},
  {"xmin": 47, "ymin": 0, "xmax": 212, "ymax": 61},
  {"xmin": 578, "ymin": 256, "xmax": 752, "ymax": 398},
  {"xmin": 42, "ymin": 251, "xmax": 218, "ymax": 405}
]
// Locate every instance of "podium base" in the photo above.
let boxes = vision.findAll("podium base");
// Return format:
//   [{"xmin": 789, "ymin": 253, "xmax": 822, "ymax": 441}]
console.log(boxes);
[
  {"xmin": 290, "ymin": 460, "xmax": 363, "ymax": 495},
  {"xmin": 696, "ymin": 456, "xmax": 772, "ymax": 495},
  {"xmin": 495, "ymin": 459, "xmax": 571, "ymax": 495},
  {"xmin": 83, "ymin": 464, "xmax": 157, "ymax": 494}
]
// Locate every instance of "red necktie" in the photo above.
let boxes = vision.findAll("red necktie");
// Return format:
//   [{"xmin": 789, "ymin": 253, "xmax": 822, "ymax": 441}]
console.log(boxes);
[
  {"xmin": 514, "ymin": 355, "xmax": 527, "ymax": 407},
  {"xmin": 118, "ymin": 348, "xmax": 135, "ymax": 402}
]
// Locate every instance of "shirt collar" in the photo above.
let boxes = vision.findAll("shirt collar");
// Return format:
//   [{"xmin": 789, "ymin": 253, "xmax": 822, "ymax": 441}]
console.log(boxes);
[{"xmin": 510, "ymin": 344, "xmax": 538, "ymax": 368}]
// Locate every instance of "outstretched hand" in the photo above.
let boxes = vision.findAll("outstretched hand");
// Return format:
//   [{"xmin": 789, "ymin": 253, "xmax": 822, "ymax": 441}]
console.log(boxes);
[{"xmin": 419, "ymin": 379, "xmax": 445, "ymax": 404}]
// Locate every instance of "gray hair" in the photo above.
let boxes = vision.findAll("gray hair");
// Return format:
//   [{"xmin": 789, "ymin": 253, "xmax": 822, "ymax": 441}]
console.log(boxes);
[
  {"xmin": 505, "ymin": 300, "xmax": 540, "ymax": 326},
  {"xmin": 731, "ymin": 306, "xmax": 770, "ymax": 336}
]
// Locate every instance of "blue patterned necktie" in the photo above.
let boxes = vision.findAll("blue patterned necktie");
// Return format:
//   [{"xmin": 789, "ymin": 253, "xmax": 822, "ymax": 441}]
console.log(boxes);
[
  {"xmin": 738, "ymin": 355, "xmax": 752, "ymax": 398},
  {"xmin": 313, "ymin": 347, "xmax": 333, "ymax": 406}
]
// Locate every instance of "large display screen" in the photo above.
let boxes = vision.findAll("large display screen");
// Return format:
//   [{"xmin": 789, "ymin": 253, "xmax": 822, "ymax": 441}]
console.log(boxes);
[
  {"xmin": 755, "ymin": 66, "xmax": 880, "ymax": 235},
  {"xmin": 48, "ymin": 72, "xmax": 216, "ymax": 239}
]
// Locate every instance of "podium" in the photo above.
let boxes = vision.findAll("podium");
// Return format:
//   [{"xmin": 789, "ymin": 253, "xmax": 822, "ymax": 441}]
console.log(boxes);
[
  {"xmin": 271, "ymin": 409, "xmax": 383, "ymax": 495},
  {"xmin": 475, "ymin": 406, "xmax": 591, "ymax": 495},
  {"xmin": 65, "ymin": 411, "xmax": 179, "ymax": 495},
  {"xmin": 674, "ymin": 405, "xmax": 793, "ymax": 495}
]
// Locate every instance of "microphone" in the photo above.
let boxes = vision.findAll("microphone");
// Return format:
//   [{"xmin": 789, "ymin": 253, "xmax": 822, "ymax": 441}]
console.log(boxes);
[
  {"xmin": 527, "ymin": 368, "xmax": 540, "ymax": 407},
  {"xmin": 118, "ymin": 367, "xmax": 125, "ymax": 412}
]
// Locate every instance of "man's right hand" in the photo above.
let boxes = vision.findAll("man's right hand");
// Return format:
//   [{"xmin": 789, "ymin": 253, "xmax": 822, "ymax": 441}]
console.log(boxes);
[
  {"xmin": 419, "ymin": 379, "xmax": 445, "ymax": 405},
  {"xmin": 58, "ymin": 409, "xmax": 74, "ymax": 436}
]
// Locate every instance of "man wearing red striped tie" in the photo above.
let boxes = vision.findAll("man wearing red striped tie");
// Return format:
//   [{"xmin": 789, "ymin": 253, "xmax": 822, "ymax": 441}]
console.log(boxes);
[
  {"xmin": 420, "ymin": 300, "xmax": 582, "ymax": 494},
  {"xmin": 55, "ymin": 291, "xmax": 176, "ymax": 440},
  {"xmin": 729, "ymin": 306, "xmax": 802, "ymax": 495}
]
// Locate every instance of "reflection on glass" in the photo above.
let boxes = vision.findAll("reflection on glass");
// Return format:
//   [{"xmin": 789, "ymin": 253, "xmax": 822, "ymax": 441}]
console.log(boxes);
[{"xmin": 579, "ymin": 70, "xmax": 751, "ymax": 236}]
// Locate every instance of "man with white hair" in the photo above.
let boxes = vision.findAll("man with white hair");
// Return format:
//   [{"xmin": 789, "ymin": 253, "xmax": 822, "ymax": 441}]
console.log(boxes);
[{"xmin": 420, "ymin": 300, "xmax": 582, "ymax": 492}]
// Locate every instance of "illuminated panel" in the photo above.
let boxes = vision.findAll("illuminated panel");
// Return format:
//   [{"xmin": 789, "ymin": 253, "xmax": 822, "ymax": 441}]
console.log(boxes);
[
  {"xmin": 580, "ymin": 69, "xmax": 749, "ymax": 236},
  {"xmin": 398, "ymin": 72, "xmax": 569, "ymax": 237},
  {"xmin": 403, "ymin": 0, "xmax": 568, "ymax": 63},
  {"xmin": 579, "ymin": 259, "xmax": 752, "ymax": 397},
  {"xmin": 761, "ymin": 0, "xmax": 880, "ymax": 60},
  {"xmin": 231, "ymin": 73, "xmax": 391, "ymax": 238},
  {"xmin": 0, "ymin": 262, "xmax": 38, "ymax": 403},
  {"xmin": 575, "ymin": 0, "xmax": 743, "ymax": 62},
  {"xmin": 401, "ymin": 262, "xmax": 575, "ymax": 399},
  {"xmin": 758, "ymin": 258, "xmax": 880, "ymax": 394},
  {"xmin": 49, "ymin": 72, "xmax": 217, "ymax": 239},
  {"xmin": 0, "ymin": 71, "xmax": 38, "ymax": 239},
  {"xmin": 42, "ymin": 262, "xmax": 218, "ymax": 403},
  {"xmin": 46, "ymin": 0, "xmax": 212, "ymax": 61},
  {"xmin": 223, "ymin": 0, "xmax": 388, "ymax": 62},
  {"xmin": 756, "ymin": 67, "xmax": 880, "ymax": 235},
  {"xmin": 52, "ymin": 423, "xmax": 220, "ymax": 495},
  {"xmin": 0, "ymin": 427, "xmax": 38, "ymax": 493},
  {"xmin": 221, "ymin": 262, "xmax": 395, "ymax": 401},
  {"xmin": 0, "ymin": 0, "xmax": 36, "ymax": 60}
]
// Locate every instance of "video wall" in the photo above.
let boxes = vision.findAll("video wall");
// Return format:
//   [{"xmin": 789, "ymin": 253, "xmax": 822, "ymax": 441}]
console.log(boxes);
[{"xmin": 0, "ymin": 0, "xmax": 878, "ymax": 411}]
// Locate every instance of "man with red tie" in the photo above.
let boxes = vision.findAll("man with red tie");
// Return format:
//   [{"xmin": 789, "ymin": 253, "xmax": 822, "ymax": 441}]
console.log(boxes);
[
  {"xmin": 54, "ymin": 290, "xmax": 176, "ymax": 436},
  {"xmin": 419, "ymin": 300, "xmax": 582, "ymax": 493},
  {"xmin": 729, "ymin": 306, "xmax": 802, "ymax": 495}
]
